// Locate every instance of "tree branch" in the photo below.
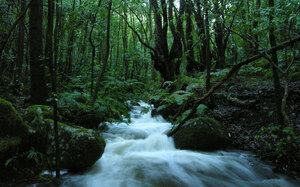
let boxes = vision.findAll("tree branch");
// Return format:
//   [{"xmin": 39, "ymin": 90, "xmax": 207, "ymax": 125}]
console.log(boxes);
[
  {"xmin": 167, "ymin": 36, "xmax": 300, "ymax": 137},
  {"xmin": 112, "ymin": 9, "xmax": 157, "ymax": 54},
  {"xmin": 0, "ymin": 0, "xmax": 34, "ymax": 59}
]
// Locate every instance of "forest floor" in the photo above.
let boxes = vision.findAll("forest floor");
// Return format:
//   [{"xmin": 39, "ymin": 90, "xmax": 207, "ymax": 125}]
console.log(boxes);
[{"xmin": 211, "ymin": 77, "xmax": 300, "ymax": 180}]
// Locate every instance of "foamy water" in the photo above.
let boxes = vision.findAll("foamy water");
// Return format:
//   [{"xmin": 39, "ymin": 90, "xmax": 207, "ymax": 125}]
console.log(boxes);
[{"xmin": 61, "ymin": 102, "xmax": 296, "ymax": 187}]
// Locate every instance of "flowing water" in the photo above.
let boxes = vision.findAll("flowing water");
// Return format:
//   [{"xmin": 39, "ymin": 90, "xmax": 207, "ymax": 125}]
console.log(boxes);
[{"xmin": 61, "ymin": 102, "xmax": 297, "ymax": 187}]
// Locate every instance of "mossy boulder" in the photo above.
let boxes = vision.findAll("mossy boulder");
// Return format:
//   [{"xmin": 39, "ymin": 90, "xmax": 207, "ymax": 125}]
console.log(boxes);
[
  {"xmin": 0, "ymin": 98, "xmax": 28, "ymax": 137},
  {"xmin": 25, "ymin": 109, "xmax": 106, "ymax": 171},
  {"xmin": 24, "ymin": 105, "xmax": 59, "ymax": 122},
  {"xmin": 44, "ymin": 119, "xmax": 106, "ymax": 171},
  {"xmin": 173, "ymin": 117, "xmax": 230, "ymax": 151}
]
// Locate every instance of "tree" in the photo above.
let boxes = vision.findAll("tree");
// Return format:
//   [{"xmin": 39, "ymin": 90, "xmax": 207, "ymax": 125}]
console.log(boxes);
[
  {"xmin": 149, "ymin": 0, "xmax": 184, "ymax": 81},
  {"xmin": 15, "ymin": 0, "xmax": 26, "ymax": 82},
  {"xmin": 185, "ymin": 0, "xmax": 197, "ymax": 75},
  {"xmin": 268, "ymin": 0, "xmax": 284, "ymax": 126},
  {"xmin": 29, "ymin": 0, "xmax": 48, "ymax": 104},
  {"xmin": 93, "ymin": 0, "xmax": 113, "ymax": 103}
]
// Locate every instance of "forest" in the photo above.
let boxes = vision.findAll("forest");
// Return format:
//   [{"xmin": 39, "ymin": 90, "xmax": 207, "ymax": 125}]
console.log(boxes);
[{"xmin": 0, "ymin": 0, "xmax": 299, "ymax": 186}]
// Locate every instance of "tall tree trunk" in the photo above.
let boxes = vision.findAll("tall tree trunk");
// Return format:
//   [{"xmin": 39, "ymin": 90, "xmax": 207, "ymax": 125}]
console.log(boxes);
[
  {"xmin": 115, "ymin": 15, "xmax": 121, "ymax": 73},
  {"xmin": 253, "ymin": 0, "xmax": 260, "ymax": 52},
  {"xmin": 185, "ymin": 0, "xmax": 196, "ymax": 75},
  {"xmin": 47, "ymin": 0, "xmax": 60, "ymax": 178},
  {"xmin": 29, "ymin": 0, "xmax": 48, "ymax": 104},
  {"xmin": 89, "ymin": 0, "xmax": 102, "ymax": 95},
  {"xmin": 93, "ymin": 0, "xmax": 112, "ymax": 103},
  {"xmin": 16, "ymin": 0, "xmax": 26, "ymax": 82},
  {"xmin": 214, "ymin": 1, "xmax": 225, "ymax": 69},
  {"xmin": 204, "ymin": 0, "xmax": 211, "ymax": 91},
  {"xmin": 78, "ymin": 22, "xmax": 88, "ymax": 73},
  {"xmin": 149, "ymin": 0, "xmax": 184, "ymax": 81},
  {"xmin": 268, "ymin": 0, "xmax": 284, "ymax": 125},
  {"xmin": 194, "ymin": 0, "xmax": 205, "ymax": 71},
  {"xmin": 65, "ymin": 0, "xmax": 76, "ymax": 76},
  {"xmin": 123, "ymin": 4, "xmax": 129, "ymax": 80}
]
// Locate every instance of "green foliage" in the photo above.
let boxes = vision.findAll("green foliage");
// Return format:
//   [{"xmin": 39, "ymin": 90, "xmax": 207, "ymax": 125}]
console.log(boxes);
[
  {"xmin": 0, "ymin": 98, "xmax": 28, "ymax": 137},
  {"xmin": 4, "ymin": 147, "xmax": 46, "ymax": 178},
  {"xmin": 58, "ymin": 77, "xmax": 146, "ymax": 125},
  {"xmin": 196, "ymin": 104, "xmax": 208, "ymax": 116},
  {"xmin": 103, "ymin": 76, "xmax": 144, "ymax": 102},
  {"xmin": 256, "ymin": 125, "xmax": 299, "ymax": 171}
]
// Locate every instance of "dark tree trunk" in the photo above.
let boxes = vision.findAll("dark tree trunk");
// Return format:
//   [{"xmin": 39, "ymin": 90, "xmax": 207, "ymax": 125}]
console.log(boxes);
[
  {"xmin": 214, "ymin": 1, "xmax": 225, "ymax": 69},
  {"xmin": 29, "ymin": 0, "xmax": 48, "ymax": 104},
  {"xmin": 16, "ymin": 0, "xmax": 26, "ymax": 81},
  {"xmin": 89, "ymin": 0, "xmax": 102, "ymax": 95},
  {"xmin": 204, "ymin": 0, "xmax": 211, "ymax": 91},
  {"xmin": 194, "ymin": 0, "xmax": 205, "ymax": 71},
  {"xmin": 268, "ymin": 0, "xmax": 284, "ymax": 125},
  {"xmin": 78, "ymin": 22, "xmax": 88, "ymax": 73},
  {"xmin": 123, "ymin": 4, "xmax": 129, "ymax": 80},
  {"xmin": 47, "ymin": 0, "xmax": 60, "ymax": 178},
  {"xmin": 65, "ymin": 0, "xmax": 76, "ymax": 76},
  {"xmin": 185, "ymin": 0, "xmax": 197, "ymax": 75},
  {"xmin": 149, "ymin": 0, "xmax": 184, "ymax": 81},
  {"xmin": 253, "ymin": 0, "xmax": 260, "ymax": 52},
  {"xmin": 93, "ymin": 0, "xmax": 112, "ymax": 103}
]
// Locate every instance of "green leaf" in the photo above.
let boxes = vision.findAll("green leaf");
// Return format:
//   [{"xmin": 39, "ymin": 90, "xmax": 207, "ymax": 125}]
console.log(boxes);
[
  {"xmin": 5, "ymin": 157, "xmax": 15, "ymax": 168},
  {"xmin": 156, "ymin": 104, "xmax": 169, "ymax": 112},
  {"xmin": 196, "ymin": 104, "xmax": 208, "ymax": 115}
]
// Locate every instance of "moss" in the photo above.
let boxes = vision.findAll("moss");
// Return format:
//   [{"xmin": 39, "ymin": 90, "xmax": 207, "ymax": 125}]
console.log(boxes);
[
  {"xmin": 37, "ymin": 119, "xmax": 106, "ymax": 171},
  {"xmin": 0, "ymin": 98, "xmax": 28, "ymax": 137},
  {"xmin": 26, "ymin": 105, "xmax": 54, "ymax": 119},
  {"xmin": 174, "ymin": 117, "xmax": 230, "ymax": 151}
]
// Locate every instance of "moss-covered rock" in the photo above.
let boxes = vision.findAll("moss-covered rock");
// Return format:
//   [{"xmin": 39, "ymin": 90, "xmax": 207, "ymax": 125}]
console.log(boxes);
[
  {"xmin": 24, "ymin": 105, "xmax": 56, "ymax": 122},
  {"xmin": 44, "ymin": 119, "xmax": 105, "ymax": 171},
  {"xmin": 173, "ymin": 117, "xmax": 230, "ymax": 151},
  {"xmin": 0, "ymin": 98, "xmax": 28, "ymax": 137},
  {"xmin": 25, "ymin": 109, "xmax": 106, "ymax": 171}
]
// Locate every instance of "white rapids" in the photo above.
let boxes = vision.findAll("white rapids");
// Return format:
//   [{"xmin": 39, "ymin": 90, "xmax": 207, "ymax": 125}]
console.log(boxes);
[{"xmin": 61, "ymin": 102, "xmax": 296, "ymax": 187}]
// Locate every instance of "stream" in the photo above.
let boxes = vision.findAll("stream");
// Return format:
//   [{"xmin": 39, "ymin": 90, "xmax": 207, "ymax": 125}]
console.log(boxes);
[{"xmin": 61, "ymin": 102, "xmax": 297, "ymax": 187}]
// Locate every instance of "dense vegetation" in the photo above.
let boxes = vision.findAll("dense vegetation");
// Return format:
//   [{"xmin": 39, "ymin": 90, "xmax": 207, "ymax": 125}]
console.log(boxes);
[{"xmin": 0, "ymin": 0, "xmax": 299, "ymax": 184}]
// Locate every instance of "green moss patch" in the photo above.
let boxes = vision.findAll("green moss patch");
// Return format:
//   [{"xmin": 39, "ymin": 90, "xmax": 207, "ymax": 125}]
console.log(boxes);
[
  {"xmin": 0, "ymin": 98, "xmax": 28, "ymax": 137},
  {"xmin": 173, "ymin": 117, "xmax": 230, "ymax": 151}
]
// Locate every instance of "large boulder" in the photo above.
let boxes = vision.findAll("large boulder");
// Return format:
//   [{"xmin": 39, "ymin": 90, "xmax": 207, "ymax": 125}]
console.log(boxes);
[
  {"xmin": 0, "ymin": 98, "xmax": 34, "ymax": 180},
  {"xmin": 0, "ymin": 98, "xmax": 28, "ymax": 137},
  {"xmin": 173, "ymin": 117, "xmax": 230, "ymax": 151},
  {"xmin": 0, "ymin": 98, "xmax": 28, "ymax": 161},
  {"xmin": 24, "ymin": 107, "xmax": 106, "ymax": 171},
  {"xmin": 44, "ymin": 119, "xmax": 106, "ymax": 171}
]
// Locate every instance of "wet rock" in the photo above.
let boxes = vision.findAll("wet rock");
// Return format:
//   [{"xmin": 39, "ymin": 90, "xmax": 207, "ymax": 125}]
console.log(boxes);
[
  {"xmin": 173, "ymin": 117, "xmax": 230, "ymax": 151},
  {"xmin": 43, "ymin": 119, "xmax": 106, "ymax": 171},
  {"xmin": 0, "ymin": 98, "xmax": 28, "ymax": 137},
  {"xmin": 0, "ymin": 98, "xmax": 28, "ymax": 162},
  {"xmin": 24, "ymin": 108, "xmax": 106, "ymax": 171}
]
